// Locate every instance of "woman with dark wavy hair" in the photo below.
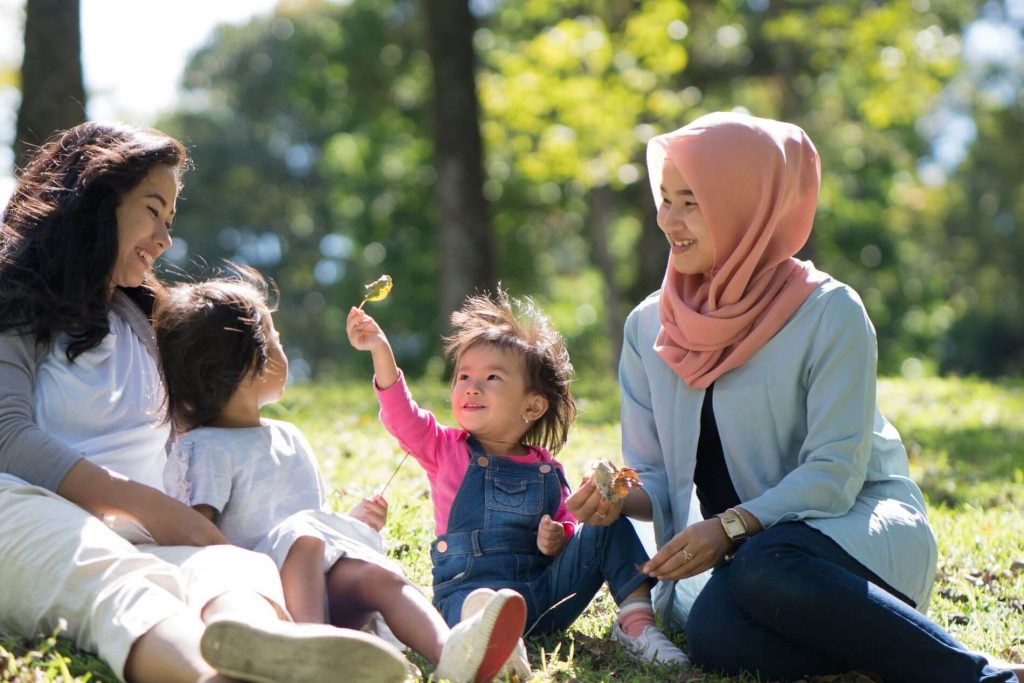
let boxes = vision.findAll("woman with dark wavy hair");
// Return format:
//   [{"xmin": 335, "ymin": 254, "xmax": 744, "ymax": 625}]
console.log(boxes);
[{"xmin": 0, "ymin": 122, "xmax": 408, "ymax": 683}]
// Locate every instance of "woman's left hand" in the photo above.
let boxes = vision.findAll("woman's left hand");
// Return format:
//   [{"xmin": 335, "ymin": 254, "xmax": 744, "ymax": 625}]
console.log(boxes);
[{"xmin": 641, "ymin": 519, "xmax": 733, "ymax": 580}]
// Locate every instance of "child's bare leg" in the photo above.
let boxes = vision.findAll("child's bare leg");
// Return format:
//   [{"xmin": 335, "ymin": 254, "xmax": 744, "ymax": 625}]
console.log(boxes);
[
  {"xmin": 201, "ymin": 589, "xmax": 282, "ymax": 625},
  {"xmin": 279, "ymin": 536, "xmax": 328, "ymax": 623},
  {"xmin": 327, "ymin": 558, "xmax": 447, "ymax": 664}
]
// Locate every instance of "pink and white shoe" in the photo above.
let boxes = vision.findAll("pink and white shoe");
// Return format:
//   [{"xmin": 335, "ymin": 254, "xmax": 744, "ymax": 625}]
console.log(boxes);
[
  {"xmin": 461, "ymin": 588, "xmax": 533, "ymax": 681},
  {"xmin": 436, "ymin": 588, "xmax": 526, "ymax": 683}
]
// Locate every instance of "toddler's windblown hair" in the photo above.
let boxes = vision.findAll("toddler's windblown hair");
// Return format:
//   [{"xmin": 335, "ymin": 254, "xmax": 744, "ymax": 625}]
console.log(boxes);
[{"xmin": 444, "ymin": 288, "xmax": 577, "ymax": 453}]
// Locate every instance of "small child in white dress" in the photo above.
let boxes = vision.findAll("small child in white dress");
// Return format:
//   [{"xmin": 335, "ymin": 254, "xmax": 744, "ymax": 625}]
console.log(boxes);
[{"xmin": 156, "ymin": 267, "xmax": 525, "ymax": 683}]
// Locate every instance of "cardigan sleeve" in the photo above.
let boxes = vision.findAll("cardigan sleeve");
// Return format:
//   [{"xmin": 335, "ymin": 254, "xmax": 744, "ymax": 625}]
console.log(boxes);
[
  {"xmin": 0, "ymin": 330, "xmax": 83, "ymax": 490},
  {"xmin": 740, "ymin": 288, "xmax": 876, "ymax": 527},
  {"xmin": 619, "ymin": 304, "xmax": 676, "ymax": 544}
]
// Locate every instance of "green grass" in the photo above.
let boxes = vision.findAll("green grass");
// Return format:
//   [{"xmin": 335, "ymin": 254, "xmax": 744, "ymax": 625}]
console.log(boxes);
[{"xmin": 4, "ymin": 376, "xmax": 1022, "ymax": 682}]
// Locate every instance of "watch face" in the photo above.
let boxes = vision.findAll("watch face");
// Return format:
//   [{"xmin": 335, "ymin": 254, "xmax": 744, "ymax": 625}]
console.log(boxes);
[{"xmin": 722, "ymin": 515, "xmax": 746, "ymax": 540}]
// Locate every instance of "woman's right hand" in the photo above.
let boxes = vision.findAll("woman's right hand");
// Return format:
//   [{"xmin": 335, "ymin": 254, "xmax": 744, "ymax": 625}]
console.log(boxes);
[
  {"xmin": 132, "ymin": 488, "xmax": 228, "ymax": 546},
  {"xmin": 566, "ymin": 475, "xmax": 624, "ymax": 525},
  {"xmin": 57, "ymin": 459, "xmax": 227, "ymax": 546}
]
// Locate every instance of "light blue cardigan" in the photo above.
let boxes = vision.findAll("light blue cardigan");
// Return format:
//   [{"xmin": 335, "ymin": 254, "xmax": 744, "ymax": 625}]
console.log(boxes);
[{"xmin": 620, "ymin": 278, "xmax": 937, "ymax": 620}]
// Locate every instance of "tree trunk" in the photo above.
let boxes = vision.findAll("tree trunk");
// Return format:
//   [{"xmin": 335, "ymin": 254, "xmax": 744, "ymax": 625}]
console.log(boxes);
[
  {"xmin": 424, "ymin": 0, "xmax": 494, "ymax": 330},
  {"xmin": 587, "ymin": 185, "xmax": 625, "ymax": 372},
  {"xmin": 15, "ymin": 0, "xmax": 85, "ymax": 168}
]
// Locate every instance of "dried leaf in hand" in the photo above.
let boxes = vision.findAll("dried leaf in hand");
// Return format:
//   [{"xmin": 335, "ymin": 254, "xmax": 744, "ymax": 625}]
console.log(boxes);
[
  {"xmin": 359, "ymin": 274, "xmax": 393, "ymax": 308},
  {"xmin": 591, "ymin": 459, "xmax": 643, "ymax": 503}
]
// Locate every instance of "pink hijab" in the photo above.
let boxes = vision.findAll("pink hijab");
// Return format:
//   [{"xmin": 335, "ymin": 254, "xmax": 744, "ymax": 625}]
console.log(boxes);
[{"xmin": 647, "ymin": 112, "xmax": 829, "ymax": 388}]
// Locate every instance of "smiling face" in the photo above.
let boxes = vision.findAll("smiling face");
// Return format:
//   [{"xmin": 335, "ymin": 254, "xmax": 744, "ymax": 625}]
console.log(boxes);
[
  {"xmin": 451, "ymin": 343, "xmax": 547, "ymax": 455},
  {"xmin": 657, "ymin": 158, "xmax": 714, "ymax": 278},
  {"xmin": 110, "ymin": 165, "xmax": 178, "ymax": 291}
]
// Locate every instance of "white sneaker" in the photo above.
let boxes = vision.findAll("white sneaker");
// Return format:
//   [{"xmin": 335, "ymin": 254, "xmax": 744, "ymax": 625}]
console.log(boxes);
[
  {"xmin": 461, "ymin": 588, "xmax": 533, "ymax": 681},
  {"xmin": 436, "ymin": 588, "xmax": 526, "ymax": 683},
  {"xmin": 611, "ymin": 620, "xmax": 691, "ymax": 667},
  {"xmin": 200, "ymin": 617, "xmax": 410, "ymax": 683}
]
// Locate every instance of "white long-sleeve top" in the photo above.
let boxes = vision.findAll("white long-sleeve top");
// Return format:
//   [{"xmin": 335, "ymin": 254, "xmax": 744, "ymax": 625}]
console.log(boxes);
[{"xmin": 0, "ymin": 291, "xmax": 166, "ymax": 490}]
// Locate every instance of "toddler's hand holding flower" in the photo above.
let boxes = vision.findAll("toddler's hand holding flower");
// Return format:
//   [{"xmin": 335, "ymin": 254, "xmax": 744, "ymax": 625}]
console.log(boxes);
[{"xmin": 346, "ymin": 307, "xmax": 389, "ymax": 352}]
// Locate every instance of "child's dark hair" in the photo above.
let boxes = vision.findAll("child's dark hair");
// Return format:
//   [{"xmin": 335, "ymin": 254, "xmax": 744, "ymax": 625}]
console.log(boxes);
[
  {"xmin": 444, "ymin": 288, "xmax": 576, "ymax": 453},
  {"xmin": 155, "ymin": 266, "xmax": 278, "ymax": 431}
]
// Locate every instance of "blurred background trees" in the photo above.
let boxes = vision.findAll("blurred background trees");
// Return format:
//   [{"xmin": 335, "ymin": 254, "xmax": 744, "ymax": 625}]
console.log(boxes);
[{"xmin": 7, "ymin": 0, "xmax": 1024, "ymax": 381}]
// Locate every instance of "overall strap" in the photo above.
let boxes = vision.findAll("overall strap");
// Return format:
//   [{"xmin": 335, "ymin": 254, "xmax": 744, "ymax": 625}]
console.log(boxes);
[{"xmin": 465, "ymin": 434, "xmax": 487, "ymax": 459}]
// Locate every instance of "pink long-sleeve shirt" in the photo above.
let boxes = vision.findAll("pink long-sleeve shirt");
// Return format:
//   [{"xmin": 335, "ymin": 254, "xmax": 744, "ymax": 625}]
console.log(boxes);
[{"xmin": 376, "ymin": 372, "xmax": 576, "ymax": 538}]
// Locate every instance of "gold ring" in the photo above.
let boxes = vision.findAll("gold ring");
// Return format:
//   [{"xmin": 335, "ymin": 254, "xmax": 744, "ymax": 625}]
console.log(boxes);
[
  {"xmin": 597, "ymin": 512, "xmax": 608, "ymax": 519},
  {"xmin": 680, "ymin": 549, "xmax": 695, "ymax": 564}
]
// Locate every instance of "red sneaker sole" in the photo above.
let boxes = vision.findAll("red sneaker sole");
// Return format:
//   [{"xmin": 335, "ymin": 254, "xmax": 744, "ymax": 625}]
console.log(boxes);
[{"xmin": 474, "ymin": 593, "xmax": 527, "ymax": 683}]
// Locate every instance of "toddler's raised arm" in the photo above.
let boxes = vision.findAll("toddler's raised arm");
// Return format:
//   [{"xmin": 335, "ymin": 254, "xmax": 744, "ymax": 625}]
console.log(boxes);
[{"xmin": 346, "ymin": 308, "xmax": 399, "ymax": 389}]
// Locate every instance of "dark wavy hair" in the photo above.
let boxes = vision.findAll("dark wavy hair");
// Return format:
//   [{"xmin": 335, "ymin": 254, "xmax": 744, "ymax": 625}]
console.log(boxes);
[
  {"xmin": 0, "ymin": 121, "xmax": 189, "ymax": 361},
  {"xmin": 444, "ymin": 287, "xmax": 577, "ymax": 453},
  {"xmin": 155, "ymin": 266, "xmax": 278, "ymax": 432}
]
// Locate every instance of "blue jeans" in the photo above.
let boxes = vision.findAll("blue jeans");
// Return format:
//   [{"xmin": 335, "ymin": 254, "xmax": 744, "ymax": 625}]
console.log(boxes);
[
  {"xmin": 430, "ymin": 438, "xmax": 651, "ymax": 635},
  {"xmin": 686, "ymin": 522, "xmax": 1014, "ymax": 682}
]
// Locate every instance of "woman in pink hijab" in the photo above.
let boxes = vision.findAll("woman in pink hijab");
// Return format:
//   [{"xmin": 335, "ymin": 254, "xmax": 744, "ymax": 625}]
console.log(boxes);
[{"xmin": 568, "ymin": 112, "xmax": 1020, "ymax": 682}]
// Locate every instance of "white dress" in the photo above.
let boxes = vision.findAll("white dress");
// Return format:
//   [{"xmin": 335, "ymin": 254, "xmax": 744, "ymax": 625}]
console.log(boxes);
[
  {"xmin": 164, "ymin": 418, "xmax": 403, "ymax": 640},
  {"xmin": 163, "ymin": 419, "xmax": 399, "ymax": 573}
]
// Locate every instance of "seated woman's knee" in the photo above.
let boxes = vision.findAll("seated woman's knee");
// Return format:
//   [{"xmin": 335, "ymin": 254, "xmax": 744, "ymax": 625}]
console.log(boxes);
[{"xmin": 728, "ymin": 524, "xmax": 820, "ymax": 607}]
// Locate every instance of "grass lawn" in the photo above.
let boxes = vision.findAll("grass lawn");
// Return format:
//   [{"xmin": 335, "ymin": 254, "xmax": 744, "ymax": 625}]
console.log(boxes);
[{"xmin": 3, "ymin": 375, "xmax": 1022, "ymax": 682}]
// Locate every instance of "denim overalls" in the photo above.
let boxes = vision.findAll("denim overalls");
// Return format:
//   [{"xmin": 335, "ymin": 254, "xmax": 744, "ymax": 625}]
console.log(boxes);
[{"xmin": 430, "ymin": 437, "xmax": 652, "ymax": 635}]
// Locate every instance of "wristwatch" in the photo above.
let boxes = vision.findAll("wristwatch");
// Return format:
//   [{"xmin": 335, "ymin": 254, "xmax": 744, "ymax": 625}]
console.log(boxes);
[{"xmin": 716, "ymin": 508, "xmax": 748, "ymax": 545}]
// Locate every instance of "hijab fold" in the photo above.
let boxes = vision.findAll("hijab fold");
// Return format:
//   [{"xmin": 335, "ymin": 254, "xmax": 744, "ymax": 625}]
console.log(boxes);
[{"xmin": 647, "ymin": 112, "xmax": 829, "ymax": 388}]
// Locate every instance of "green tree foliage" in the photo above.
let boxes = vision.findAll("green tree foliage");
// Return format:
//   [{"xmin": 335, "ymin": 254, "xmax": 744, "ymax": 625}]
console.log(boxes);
[
  {"xmin": 156, "ymin": 0, "xmax": 1020, "ymax": 378},
  {"xmin": 158, "ymin": 0, "xmax": 440, "ymax": 378},
  {"xmin": 477, "ymin": 0, "xmax": 982, "ymax": 374},
  {"xmin": 939, "ymin": 103, "xmax": 1024, "ymax": 376}
]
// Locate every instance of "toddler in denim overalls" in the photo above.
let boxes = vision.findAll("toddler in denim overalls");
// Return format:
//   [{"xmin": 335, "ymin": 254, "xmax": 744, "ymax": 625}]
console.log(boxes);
[{"xmin": 348, "ymin": 288, "xmax": 690, "ymax": 678}]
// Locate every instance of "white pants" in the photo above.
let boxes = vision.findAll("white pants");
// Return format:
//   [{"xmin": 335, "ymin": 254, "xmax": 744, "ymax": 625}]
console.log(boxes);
[{"xmin": 0, "ymin": 477, "xmax": 286, "ymax": 681}]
